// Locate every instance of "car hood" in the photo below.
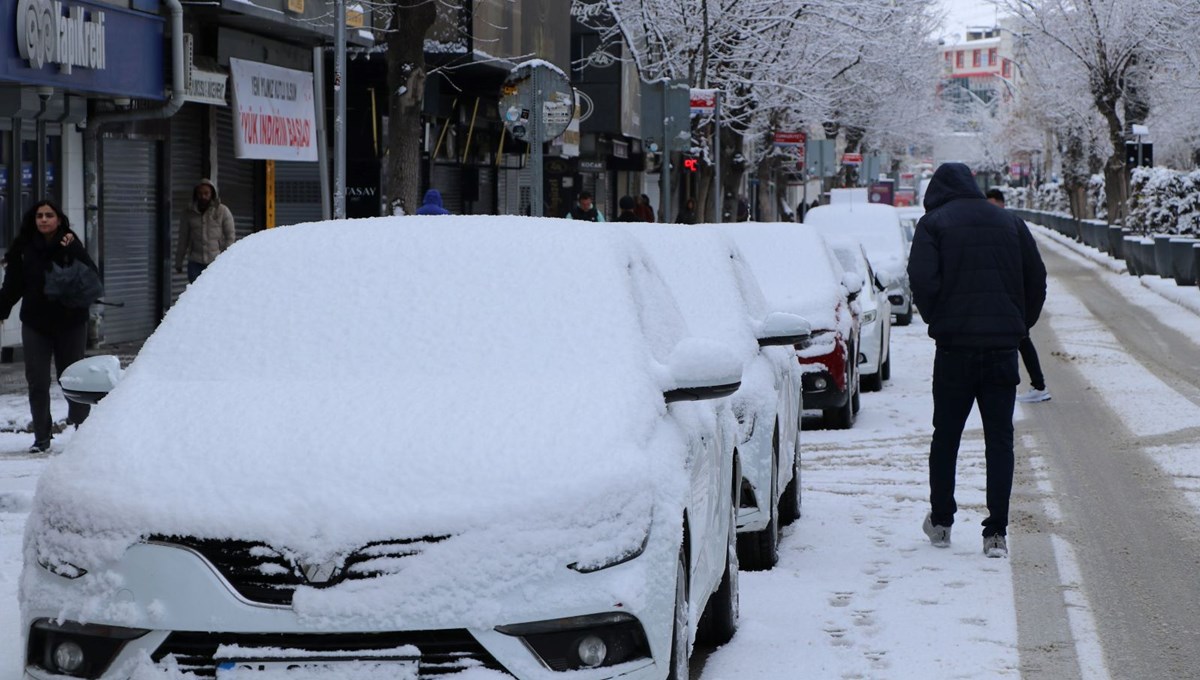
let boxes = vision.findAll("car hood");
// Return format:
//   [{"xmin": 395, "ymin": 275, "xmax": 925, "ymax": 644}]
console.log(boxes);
[{"xmin": 30, "ymin": 374, "xmax": 685, "ymax": 561}]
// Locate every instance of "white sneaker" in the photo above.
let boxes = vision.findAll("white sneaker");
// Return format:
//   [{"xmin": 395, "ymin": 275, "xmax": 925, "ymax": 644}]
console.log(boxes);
[{"xmin": 1017, "ymin": 388, "xmax": 1051, "ymax": 403}]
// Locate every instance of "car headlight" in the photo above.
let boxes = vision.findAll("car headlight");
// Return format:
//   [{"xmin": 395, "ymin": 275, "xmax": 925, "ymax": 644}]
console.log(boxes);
[
  {"xmin": 568, "ymin": 514, "xmax": 652, "ymax": 574},
  {"xmin": 862, "ymin": 309, "xmax": 878, "ymax": 324},
  {"xmin": 38, "ymin": 555, "xmax": 88, "ymax": 580}
]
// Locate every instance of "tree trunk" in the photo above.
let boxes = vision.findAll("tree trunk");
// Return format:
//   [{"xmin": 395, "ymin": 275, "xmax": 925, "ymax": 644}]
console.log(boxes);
[
  {"xmin": 385, "ymin": 2, "xmax": 437, "ymax": 215},
  {"xmin": 1094, "ymin": 91, "xmax": 1128, "ymax": 225}
]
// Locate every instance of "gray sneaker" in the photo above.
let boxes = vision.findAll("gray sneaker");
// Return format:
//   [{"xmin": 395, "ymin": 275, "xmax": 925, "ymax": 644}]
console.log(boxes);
[
  {"xmin": 983, "ymin": 534, "xmax": 1008, "ymax": 558},
  {"xmin": 922, "ymin": 512, "xmax": 950, "ymax": 548}
]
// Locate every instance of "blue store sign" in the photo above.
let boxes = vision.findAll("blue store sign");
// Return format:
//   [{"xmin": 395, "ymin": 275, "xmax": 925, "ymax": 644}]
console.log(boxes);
[{"xmin": 1, "ymin": 0, "xmax": 164, "ymax": 100}]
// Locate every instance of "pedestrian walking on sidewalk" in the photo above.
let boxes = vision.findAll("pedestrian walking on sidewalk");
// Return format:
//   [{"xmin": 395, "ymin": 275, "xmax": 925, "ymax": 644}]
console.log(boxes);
[
  {"xmin": 0, "ymin": 201, "xmax": 98, "ymax": 452},
  {"xmin": 175, "ymin": 179, "xmax": 235, "ymax": 284},
  {"xmin": 908, "ymin": 164, "xmax": 1047, "ymax": 558},
  {"xmin": 987, "ymin": 188, "xmax": 1052, "ymax": 403}
]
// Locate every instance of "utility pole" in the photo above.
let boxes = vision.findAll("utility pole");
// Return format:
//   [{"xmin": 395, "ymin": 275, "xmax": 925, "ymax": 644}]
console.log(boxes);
[{"xmin": 332, "ymin": 0, "xmax": 346, "ymax": 219}]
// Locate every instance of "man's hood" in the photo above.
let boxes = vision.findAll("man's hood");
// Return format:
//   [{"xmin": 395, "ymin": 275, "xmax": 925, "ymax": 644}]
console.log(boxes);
[
  {"xmin": 192, "ymin": 178, "xmax": 221, "ymax": 211},
  {"xmin": 422, "ymin": 189, "xmax": 444, "ymax": 208},
  {"xmin": 923, "ymin": 163, "xmax": 983, "ymax": 211}
]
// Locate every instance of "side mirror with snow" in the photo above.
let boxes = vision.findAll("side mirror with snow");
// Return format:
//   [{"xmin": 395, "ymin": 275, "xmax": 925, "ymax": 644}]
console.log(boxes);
[
  {"xmin": 59, "ymin": 355, "xmax": 123, "ymax": 405},
  {"xmin": 757, "ymin": 312, "xmax": 812, "ymax": 348},
  {"xmin": 664, "ymin": 338, "xmax": 743, "ymax": 403}
]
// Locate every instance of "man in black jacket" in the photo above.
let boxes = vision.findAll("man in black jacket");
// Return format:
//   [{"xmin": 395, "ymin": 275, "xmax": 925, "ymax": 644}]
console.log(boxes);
[{"xmin": 907, "ymin": 163, "xmax": 1047, "ymax": 558}]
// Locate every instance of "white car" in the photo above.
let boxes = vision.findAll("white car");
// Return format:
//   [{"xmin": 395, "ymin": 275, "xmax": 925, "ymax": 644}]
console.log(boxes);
[
  {"xmin": 896, "ymin": 206, "xmax": 925, "ymax": 247},
  {"xmin": 827, "ymin": 239, "xmax": 892, "ymax": 392},
  {"xmin": 22, "ymin": 217, "xmax": 743, "ymax": 680},
  {"xmin": 620, "ymin": 224, "xmax": 809, "ymax": 571},
  {"xmin": 805, "ymin": 203, "xmax": 914, "ymax": 326},
  {"xmin": 717, "ymin": 224, "xmax": 863, "ymax": 431}
]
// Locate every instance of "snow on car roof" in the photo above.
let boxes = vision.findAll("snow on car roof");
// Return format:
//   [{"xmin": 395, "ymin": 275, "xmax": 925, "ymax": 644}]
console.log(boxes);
[
  {"xmin": 804, "ymin": 204, "xmax": 908, "ymax": 269},
  {"xmin": 715, "ymin": 223, "xmax": 846, "ymax": 332},
  {"xmin": 34, "ymin": 216, "xmax": 696, "ymax": 556}
]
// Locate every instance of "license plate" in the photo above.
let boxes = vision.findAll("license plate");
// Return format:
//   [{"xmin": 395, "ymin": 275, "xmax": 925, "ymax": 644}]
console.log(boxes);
[{"xmin": 215, "ymin": 659, "xmax": 418, "ymax": 679}]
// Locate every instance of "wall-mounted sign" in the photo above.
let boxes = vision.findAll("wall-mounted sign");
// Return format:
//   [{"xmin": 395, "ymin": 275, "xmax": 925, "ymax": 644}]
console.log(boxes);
[
  {"xmin": 286, "ymin": 0, "xmax": 303, "ymax": 12},
  {"xmin": 345, "ymin": 3, "xmax": 364, "ymax": 28},
  {"xmin": 15, "ymin": 0, "xmax": 106, "ymax": 73},
  {"xmin": 229, "ymin": 58, "xmax": 317, "ymax": 161},
  {"xmin": 184, "ymin": 68, "xmax": 228, "ymax": 106},
  {"xmin": 1, "ymin": 0, "xmax": 163, "ymax": 98}
]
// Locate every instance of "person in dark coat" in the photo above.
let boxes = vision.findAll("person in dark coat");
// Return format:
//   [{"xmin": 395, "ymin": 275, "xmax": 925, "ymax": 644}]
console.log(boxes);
[
  {"xmin": 907, "ymin": 163, "xmax": 1046, "ymax": 558},
  {"xmin": 987, "ymin": 188, "xmax": 1051, "ymax": 403},
  {"xmin": 565, "ymin": 191, "xmax": 606, "ymax": 222},
  {"xmin": 676, "ymin": 198, "xmax": 698, "ymax": 225},
  {"xmin": 0, "ymin": 201, "xmax": 99, "ymax": 452},
  {"xmin": 634, "ymin": 194, "xmax": 656, "ymax": 222},
  {"xmin": 416, "ymin": 189, "xmax": 451, "ymax": 215},
  {"xmin": 616, "ymin": 195, "xmax": 639, "ymax": 222}
]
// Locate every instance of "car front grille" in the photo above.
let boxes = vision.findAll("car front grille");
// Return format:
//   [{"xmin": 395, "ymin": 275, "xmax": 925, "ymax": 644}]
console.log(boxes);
[
  {"xmin": 151, "ymin": 535, "xmax": 449, "ymax": 606},
  {"xmin": 151, "ymin": 630, "xmax": 511, "ymax": 677}
]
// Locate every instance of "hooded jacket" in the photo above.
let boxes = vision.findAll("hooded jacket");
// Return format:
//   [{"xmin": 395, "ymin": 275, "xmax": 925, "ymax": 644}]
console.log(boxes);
[
  {"xmin": 906, "ymin": 163, "xmax": 1046, "ymax": 348},
  {"xmin": 175, "ymin": 179, "xmax": 235, "ymax": 268},
  {"xmin": 416, "ymin": 189, "xmax": 451, "ymax": 216}
]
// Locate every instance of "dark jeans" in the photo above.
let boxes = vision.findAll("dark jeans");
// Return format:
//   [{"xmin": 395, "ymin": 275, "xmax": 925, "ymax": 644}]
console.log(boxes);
[
  {"xmin": 1018, "ymin": 336, "xmax": 1045, "ymax": 390},
  {"xmin": 929, "ymin": 346, "xmax": 1019, "ymax": 537},
  {"xmin": 187, "ymin": 261, "xmax": 208, "ymax": 283},
  {"xmin": 23, "ymin": 323, "xmax": 90, "ymax": 446}
]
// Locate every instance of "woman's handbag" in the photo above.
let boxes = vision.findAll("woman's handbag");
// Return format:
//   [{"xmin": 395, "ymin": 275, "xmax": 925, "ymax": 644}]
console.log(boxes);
[{"xmin": 44, "ymin": 260, "xmax": 104, "ymax": 308}]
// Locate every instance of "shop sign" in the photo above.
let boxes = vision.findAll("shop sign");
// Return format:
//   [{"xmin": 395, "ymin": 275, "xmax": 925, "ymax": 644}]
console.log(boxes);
[
  {"xmin": 15, "ymin": 0, "xmax": 106, "ymax": 73},
  {"xmin": 689, "ymin": 88, "xmax": 716, "ymax": 115},
  {"xmin": 185, "ymin": 68, "xmax": 228, "ymax": 106},
  {"xmin": 229, "ymin": 57, "xmax": 317, "ymax": 161}
]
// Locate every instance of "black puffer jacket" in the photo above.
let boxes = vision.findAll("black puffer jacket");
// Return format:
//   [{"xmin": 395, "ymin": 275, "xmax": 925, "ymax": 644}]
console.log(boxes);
[
  {"xmin": 0, "ymin": 229, "xmax": 97, "ymax": 335},
  {"xmin": 907, "ymin": 163, "xmax": 1046, "ymax": 348}
]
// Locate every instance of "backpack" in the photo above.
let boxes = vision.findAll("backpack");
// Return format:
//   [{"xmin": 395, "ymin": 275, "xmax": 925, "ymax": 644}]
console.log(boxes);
[{"xmin": 44, "ymin": 260, "xmax": 104, "ymax": 308}]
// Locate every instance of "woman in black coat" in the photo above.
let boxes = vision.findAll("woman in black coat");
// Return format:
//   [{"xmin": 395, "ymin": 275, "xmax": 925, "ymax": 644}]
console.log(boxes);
[{"xmin": 0, "ymin": 201, "xmax": 99, "ymax": 452}]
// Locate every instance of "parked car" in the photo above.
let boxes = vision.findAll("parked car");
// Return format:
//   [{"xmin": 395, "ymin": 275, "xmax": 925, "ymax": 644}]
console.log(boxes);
[
  {"xmin": 828, "ymin": 239, "xmax": 892, "ymax": 392},
  {"xmin": 804, "ymin": 203, "xmax": 914, "ymax": 326},
  {"xmin": 896, "ymin": 206, "xmax": 925, "ymax": 247},
  {"xmin": 25, "ymin": 217, "xmax": 743, "ymax": 680},
  {"xmin": 621, "ymin": 224, "xmax": 809, "ymax": 571},
  {"xmin": 718, "ymin": 224, "xmax": 863, "ymax": 430}
]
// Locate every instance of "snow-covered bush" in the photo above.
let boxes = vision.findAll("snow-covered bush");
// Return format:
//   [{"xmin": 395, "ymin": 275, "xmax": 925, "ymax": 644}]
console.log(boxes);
[
  {"xmin": 1127, "ymin": 167, "xmax": 1200, "ymax": 235},
  {"xmin": 1030, "ymin": 182, "xmax": 1069, "ymax": 213}
]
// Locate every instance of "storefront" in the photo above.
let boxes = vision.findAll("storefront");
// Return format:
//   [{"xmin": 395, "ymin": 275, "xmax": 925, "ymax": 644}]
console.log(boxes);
[{"xmin": 1, "ymin": 0, "xmax": 165, "ymax": 348}]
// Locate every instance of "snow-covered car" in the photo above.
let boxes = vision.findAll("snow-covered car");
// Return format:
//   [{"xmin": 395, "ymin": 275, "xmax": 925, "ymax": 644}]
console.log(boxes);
[
  {"xmin": 22, "ymin": 217, "xmax": 744, "ymax": 680},
  {"xmin": 896, "ymin": 206, "xmax": 925, "ymax": 247},
  {"xmin": 621, "ymin": 224, "xmax": 809, "ymax": 571},
  {"xmin": 718, "ymin": 224, "xmax": 863, "ymax": 430},
  {"xmin": 804, "ymin": 203, "xmax": 914, "ymax": 326},
  {"xmin": 828, "ymin": 239, "xmax": 892, "ymax": 392}
]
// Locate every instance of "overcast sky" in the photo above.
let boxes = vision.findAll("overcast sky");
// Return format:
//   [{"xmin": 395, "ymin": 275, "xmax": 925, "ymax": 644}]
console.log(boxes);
[{"xmin": 937, "ymin": 0, "xmax": 1003, "ymax": 42}]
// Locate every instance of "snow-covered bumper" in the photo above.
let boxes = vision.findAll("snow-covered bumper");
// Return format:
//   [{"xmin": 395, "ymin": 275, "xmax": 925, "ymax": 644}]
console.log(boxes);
[{"xmin": 21, "ymin": 531, "xmax": 681, "ymax": 680}]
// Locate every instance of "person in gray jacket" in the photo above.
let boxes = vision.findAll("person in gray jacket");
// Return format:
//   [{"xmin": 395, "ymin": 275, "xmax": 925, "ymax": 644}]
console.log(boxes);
[{"xmin": 175, "ymin": 179, "xmax": 235, "ymax": 283}]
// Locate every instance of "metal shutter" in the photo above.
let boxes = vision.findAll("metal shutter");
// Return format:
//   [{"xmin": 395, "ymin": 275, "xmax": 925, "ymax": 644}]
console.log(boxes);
[
  {"xmin": 100, "ymin": 138, "xmax": 159, "ymax": 344},
  {"xmin": 169, "ymin": 104, "xmax": 205, "ymax": 307},
  {"xmin": 430, "ymin": 164, "xmax": 462, "ymax": 215},
  {"xmin": 216, "ymin": 107, "xmax": 257, "ymax": 240},
  {"xmin": 274, "ymin": 160, "xmax": 322, "ymax": 227}
]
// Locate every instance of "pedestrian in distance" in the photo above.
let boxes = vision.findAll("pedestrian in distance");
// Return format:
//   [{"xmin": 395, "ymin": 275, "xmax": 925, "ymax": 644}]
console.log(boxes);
[
  {"xmin": 987, "ymin": 188, "xmax": 1051, "ymax": 403},
  {"xmin": 615, "ymin": 196, "xmax": 639, "ymax": 222},
  {"xmin": 634, "ymin": 194, "xmax": 656, "ymax": 223},
  {"xmin": 565, "ymin": 191, "xmax": 606, "ymax": 222},
  {"xmin": 676, "ymin": 198, "xmax": 698, "ymax": 225},
  {"xmin": 416, "ymin": 189, "xmax": 451, "ymax": 216},
  {"xmin": 908, "ymin": 163, "xmax": 1047, "ymax": 559},
  {"xmin": 175, "ymin": 179, "xmax": 235, "ymax": 284},
  {"xmin": 0, "ymin": 201, "xmax": 99, "ymax": 453}
]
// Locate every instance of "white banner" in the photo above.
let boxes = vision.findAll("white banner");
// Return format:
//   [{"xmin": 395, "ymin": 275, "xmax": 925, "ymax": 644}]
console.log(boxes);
[{"xmin": 229, "ymin": 58, "xmax": 317, "ymax": 161}]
